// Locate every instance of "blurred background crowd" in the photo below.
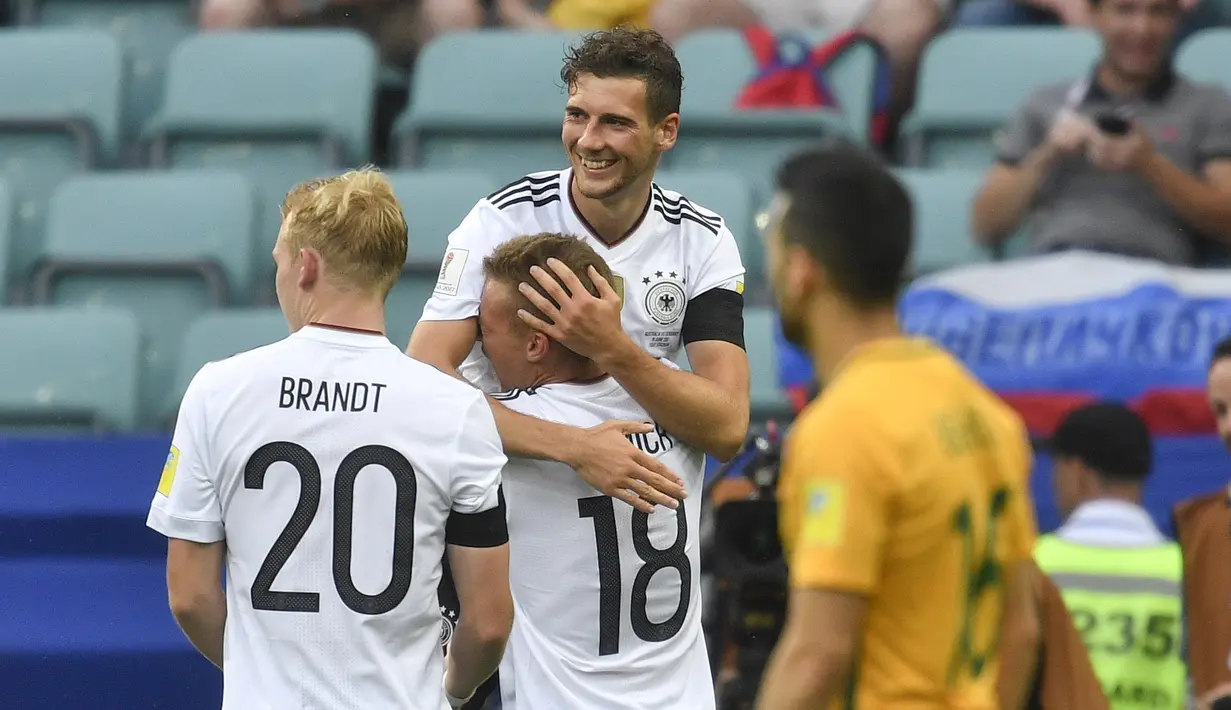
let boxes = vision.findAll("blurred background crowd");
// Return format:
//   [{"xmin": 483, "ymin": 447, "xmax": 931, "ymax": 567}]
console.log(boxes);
[{"xmin": 3, "ymin": 0, "xmax": 1231, "ymax": 707}]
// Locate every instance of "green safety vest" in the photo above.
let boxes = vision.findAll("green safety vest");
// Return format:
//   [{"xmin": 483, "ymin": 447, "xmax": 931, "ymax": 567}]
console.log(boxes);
[{"xmin": 1035, "ymin": 534, "xmax": 1186, "ymax": 710}]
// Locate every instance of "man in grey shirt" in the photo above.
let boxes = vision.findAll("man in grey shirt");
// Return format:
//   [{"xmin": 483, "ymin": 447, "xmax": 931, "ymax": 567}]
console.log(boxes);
[{"xmin": 971, "ymin": 0, "xmax": 1231, "ymax": 265}]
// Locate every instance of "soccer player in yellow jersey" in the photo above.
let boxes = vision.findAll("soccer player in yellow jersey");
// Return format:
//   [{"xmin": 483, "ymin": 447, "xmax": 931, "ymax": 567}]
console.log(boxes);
[{"xmin": 754, "ymin": 144, "xmax": 1042, "ymax": 710}]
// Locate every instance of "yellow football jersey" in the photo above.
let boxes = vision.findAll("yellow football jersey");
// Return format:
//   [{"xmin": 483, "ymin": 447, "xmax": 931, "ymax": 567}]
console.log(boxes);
[{"xmin": 778, "ymin": 338, "xmax": 1037, "ymax": 709}]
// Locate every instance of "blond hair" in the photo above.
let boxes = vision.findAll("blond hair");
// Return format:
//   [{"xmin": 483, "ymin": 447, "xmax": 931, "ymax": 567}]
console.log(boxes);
[
  {"xmin": 281, "ymin": 166, "xmax": 407, "ymax": 297},
  {"xmin": 483, "ymin": 232, "xmax": 614, "ymax": 331}
]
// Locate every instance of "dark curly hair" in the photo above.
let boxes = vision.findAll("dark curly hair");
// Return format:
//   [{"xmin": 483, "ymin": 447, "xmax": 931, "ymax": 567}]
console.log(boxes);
[{"xmin": 560, "ymin": 26, "xmax": 684, "ymax": 124}]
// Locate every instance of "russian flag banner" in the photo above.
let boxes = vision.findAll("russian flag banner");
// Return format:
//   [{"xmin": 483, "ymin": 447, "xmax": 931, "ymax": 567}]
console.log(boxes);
[{"xmin": 775, "ymin": 252, "xmax": 1231, "ymax": 531}]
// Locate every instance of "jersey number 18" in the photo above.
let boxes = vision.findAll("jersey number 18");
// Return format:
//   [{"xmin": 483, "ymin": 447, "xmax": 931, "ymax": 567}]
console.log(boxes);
[
  {"xmin": 578, "ymin": 496, "xmax": 692, "ymax": 656},
  {"xmin": 244, "ymin": 441, "xmax": 418, "ymax": 616}
]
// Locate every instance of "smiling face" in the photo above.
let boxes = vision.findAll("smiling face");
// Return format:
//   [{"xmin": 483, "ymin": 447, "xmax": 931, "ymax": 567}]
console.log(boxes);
[
  {"xmin": 1094, "ymin": 0, "xmax": 1177, "ymax": 83},
  {"xmin": 561, "ymin": 73, "xmax": 677, "ymax": 203}
]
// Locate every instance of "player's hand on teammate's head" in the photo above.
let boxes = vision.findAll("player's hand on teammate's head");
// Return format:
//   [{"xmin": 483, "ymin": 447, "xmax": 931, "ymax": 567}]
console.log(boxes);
[
  {"xmin": 518, "ymin": 259, "xmax": 628, "ymax": 361},
  {"xmin": 569, "ymin": 420, "xmax": 687, "ymax": 513}
]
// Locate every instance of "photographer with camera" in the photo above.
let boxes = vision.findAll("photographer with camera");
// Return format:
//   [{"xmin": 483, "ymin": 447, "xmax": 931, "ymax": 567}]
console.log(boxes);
[{"xmin": 970, "ymin": 0, "xmax": 1231, "ymax": 266}]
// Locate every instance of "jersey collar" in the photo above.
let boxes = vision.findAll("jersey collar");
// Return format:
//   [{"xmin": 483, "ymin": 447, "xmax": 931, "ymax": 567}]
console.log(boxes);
[
  {"xmin": 296, "ymin": 323, "xmax": 395, "ymax": 349},
  {"xmin": 562, "ymin": 168, "xmax": 654, "ymax": 255}
]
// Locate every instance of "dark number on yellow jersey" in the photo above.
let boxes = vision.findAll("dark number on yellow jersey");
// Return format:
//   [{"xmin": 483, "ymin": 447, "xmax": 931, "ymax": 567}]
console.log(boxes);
[{"xmin": 948, "ymin": 487, "xmax": 1010, "ymax": 683}]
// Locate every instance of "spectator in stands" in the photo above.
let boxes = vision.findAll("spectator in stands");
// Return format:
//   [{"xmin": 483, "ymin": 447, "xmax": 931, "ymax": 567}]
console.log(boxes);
[
  {"xmin": 198, "ymin": 0, "xmax": 475, "ymax": 67},
  {"xmin": 650, "ymin": 0, "xmax": 948, "ymax": 125},
  {"xmin": 953, "ymin": 0, "xmax": 1229, "ymax": 46},
  {"xmin": 488, "ymin": 0, "xmax": 654, "ymax": 29},
  {"xmin": 970, "ymin": 0, "xmax": 1231, "ymax": 265}
]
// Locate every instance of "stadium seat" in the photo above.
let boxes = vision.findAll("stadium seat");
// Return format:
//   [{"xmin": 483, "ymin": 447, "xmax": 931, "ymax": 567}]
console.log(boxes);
[
  {"xmin": 384, "ymin": 170, "xmax": 498, "ymax": 342},
  {"xmin": 0, "ymin": 307, "xmax": 139, "ymax": 431},
  {"xmin": 902, "ymin": 29, "xmax": 1100, "ymax": 168},
  {"xmin": 0, "ymin": 179, "xmax": 11, "ymax": 303},
  {"xmin": 32, "ymin": 170, "xmax": 257, "ymax": 426},
  {"xmin": 144, "ymin": 29, "xmax": 379, "ymax": 289},
  {"xmin": 894, "ymin": 168, "xmax": 990, "ymax": 273},
  {"xmin": 1177, "ymin": 28, "xmax": 1231, "ymax": 90},
  {"xmin": 15, "ymin": 0, "xmax": 194, "ymax": 147},
  {"xmin": 394, "ymin": 30, "xmax": 582, "ymax": 181},
  {"xmin": 0, "ymin": 29, "xmax": 122, "ymax": 284},
  {"xmin": 744, "ymin": 307, "xmax": 794, "ymax": 420},
  {"xmin": 672, "ymin": 29, "xmax": 870, "ymax": 202},
  {"xmin": 654, "ymin": 170, "xmax": 760, "ymax": 292},
  {"xmin": 386, "ymin": 170, "xmax": 498, "ymax": 263},
  {"xmin": 167, "ymin": 308, "xmax": 288, "ymax": 422}
]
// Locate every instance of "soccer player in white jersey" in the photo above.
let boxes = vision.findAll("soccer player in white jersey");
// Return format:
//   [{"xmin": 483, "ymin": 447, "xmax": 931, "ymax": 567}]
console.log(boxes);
[
  {"xmin": 145, "ymin": 169, "xmax": 513, "ymax": 710},
  {"xmin": 480, "ymin": 232, "xmax": 715, "ymax": 709},
  {"xmin": 407, "ymin": 27, "xmax": 751, "ymax": 511}
]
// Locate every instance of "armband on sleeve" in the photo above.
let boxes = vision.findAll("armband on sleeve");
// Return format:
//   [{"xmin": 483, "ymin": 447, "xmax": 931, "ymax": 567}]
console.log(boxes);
[
  {"xmin": 445, "ymin": 487, "xmax": 509, "ymax": 548},
  {"xmin": 681, "ymin": 287, "xmax": 745, "ymax": 349}
]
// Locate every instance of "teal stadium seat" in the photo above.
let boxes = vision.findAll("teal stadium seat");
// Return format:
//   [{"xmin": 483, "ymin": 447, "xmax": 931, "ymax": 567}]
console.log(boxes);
[
  {"xmin": 145, "ymin": 29, "xmax": 379, "ymax": 296},
  {"xmin": 16, "ymin": 0, "xmax": 194, "ymax": 147},
  {"xmin": 395, "ymin": 31, "xmax": 582, "ymax": 182},
  {"xmin": 384, "ymin": 170, "xmax": 497, "ymax": 341},
  {"xmin": 672, "ymin": 29, "xmax": 871, "ymax": 203},
  {"xmin": 167, "ymin": 308, "xmax": 288, "ymax": 422},
  {"xmin": 654, "ymin": 170, "xmax": 760, "ymax": 294},
  {"xmin": 1177, "ymin": 29, "xmax": 1231, "ymax": 90},
  {"xmin": 902, "ymin": 29, "xmax": 1100, "ymax": 168},
  {"xmin": 0, "ymin": 307, "xmax": 139, "ymax": 431},
  {"xmin": 0, "ymin": 29, "xmax": 122, "ymax": 287},
  {"xmin": 0, "ymin": 180, "xmax": 11, "ymax": 303},
  {"xmin": 32, "ymin": 170, "xmax": 257, "ymax": 427},
  {"xmin": 744, "ymin": 307, "xmax": 794, "ymax": 420},
  {"xmin": 894, "ymin": 168, "xmax": 990, "ymax": 274}
]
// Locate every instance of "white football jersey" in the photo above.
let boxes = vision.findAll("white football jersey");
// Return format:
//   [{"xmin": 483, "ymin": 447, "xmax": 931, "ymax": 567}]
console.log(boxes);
[
  {"xmin": 146, "ymin": 324, "xmax": 506, "ymax": 710},
  {"xmin": 493, "ymin": 373, "xmax": 715, "ymax": 710},
  {"xmin": 420, "ymin": 168, "xmax": 746, "ymax": 392}
]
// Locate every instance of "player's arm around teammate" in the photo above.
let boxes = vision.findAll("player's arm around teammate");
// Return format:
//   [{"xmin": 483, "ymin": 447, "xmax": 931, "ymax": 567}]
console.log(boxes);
[
  {"xmin": 519, "ymin": 259, "xmax": 750, "ymax": 462},
  {"xmin": 409, "ymin": 317, "xmax": 685, "ymax": 513}
]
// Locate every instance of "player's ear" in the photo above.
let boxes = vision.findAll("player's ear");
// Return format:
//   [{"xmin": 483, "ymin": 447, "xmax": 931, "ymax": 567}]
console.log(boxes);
[
  {"xmin": 526, "ymin": 331, "xmax": 550, "ymax": 363},
  {"xmin": 656, "ymin": 113, "xmax": 679, "ymax": 152},
  {"xmin": 298, "ymin": 248, "xmax": 321, "ymax": 289}
]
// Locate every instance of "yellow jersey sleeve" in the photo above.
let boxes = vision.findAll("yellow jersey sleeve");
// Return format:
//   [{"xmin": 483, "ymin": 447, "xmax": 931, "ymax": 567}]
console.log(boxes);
[
  {"xmin": 1003, "ymin": 426, "xmax": 1038, "ymax": 563},
  {"xmin": 547, "ymin": 0, "xmax": 653, "ymax": 29},
  {"xmin": 779, "ymin": 403, "xmax": 897, "ymax": 593}
]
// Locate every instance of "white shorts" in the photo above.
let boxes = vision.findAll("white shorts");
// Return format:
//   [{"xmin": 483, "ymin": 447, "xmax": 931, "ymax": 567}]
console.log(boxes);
[{"xmin": 743, "ymin": 0, "xmax": 952, "ymax": 32}]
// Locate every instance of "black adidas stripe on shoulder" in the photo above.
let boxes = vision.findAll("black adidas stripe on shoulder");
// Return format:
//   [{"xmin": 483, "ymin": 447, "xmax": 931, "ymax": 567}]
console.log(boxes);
[
  {"xmin": 488, "ymin": 173, "xmax": 561, "ymax": 211},
  {"xmin": 652, "ymin": 186, "xmax": 722, "ymax": 235},
  {"xmin": 489, "ymin": 386, "xmax": 540, "ymax": 402}
]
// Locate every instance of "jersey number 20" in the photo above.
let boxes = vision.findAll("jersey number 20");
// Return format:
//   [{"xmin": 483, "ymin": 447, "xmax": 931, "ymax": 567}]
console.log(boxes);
[
  {"xmin": 579, "ymin": 496, "xmax": 692, "ymax": 656},
  {"xmin": 244, "ymin": 441, "xmax": 417, "ymax": 616}
]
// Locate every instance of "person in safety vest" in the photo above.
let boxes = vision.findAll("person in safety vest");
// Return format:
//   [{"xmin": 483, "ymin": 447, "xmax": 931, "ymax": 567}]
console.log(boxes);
[
  {"xmin": 1175, "ymin": 337, "xmax": 1231, "ymax": 710},
  {"xmin": 1003, "ymin": 561, "xmax": 1109, "ymax": 710},
  {"xmin": 1039, "ymin": 402, "xmax": 1185, "ymax": 710}
]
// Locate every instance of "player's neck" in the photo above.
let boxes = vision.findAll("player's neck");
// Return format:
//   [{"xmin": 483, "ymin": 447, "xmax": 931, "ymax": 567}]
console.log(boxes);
[
  {"xmin": 569, "ymin": 175, "xmax": 652, "ymax": 245},
  {"xmin": 301, "ymin": 294, "xmax": 386, "ymax": 336},
  {"xmin": 808, "ymin": 305, "xmax": 901, "ymax": 385},
  {"xmin": 528, "ymin": 356, "xmax": 607, "ymax": 388}
]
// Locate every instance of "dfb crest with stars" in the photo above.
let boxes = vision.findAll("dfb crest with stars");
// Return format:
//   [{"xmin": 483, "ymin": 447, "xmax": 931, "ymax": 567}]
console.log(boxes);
[
  {"xmin": 439, "ymin": 605, "xmax": 457, "ymax": 647},
  {"xmin": 642, "ymin": 269, "xmax": 687, "ymax": 327}
]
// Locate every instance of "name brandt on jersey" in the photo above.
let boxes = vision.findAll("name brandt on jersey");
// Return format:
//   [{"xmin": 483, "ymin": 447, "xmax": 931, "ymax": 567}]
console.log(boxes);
[
  {"xmin": 278, "ymin": 377, "xmax": 388, "ymax": 413},
  {"xmin": 626, "ymin": 423, "xmax": 675, "ymax": 456}
]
